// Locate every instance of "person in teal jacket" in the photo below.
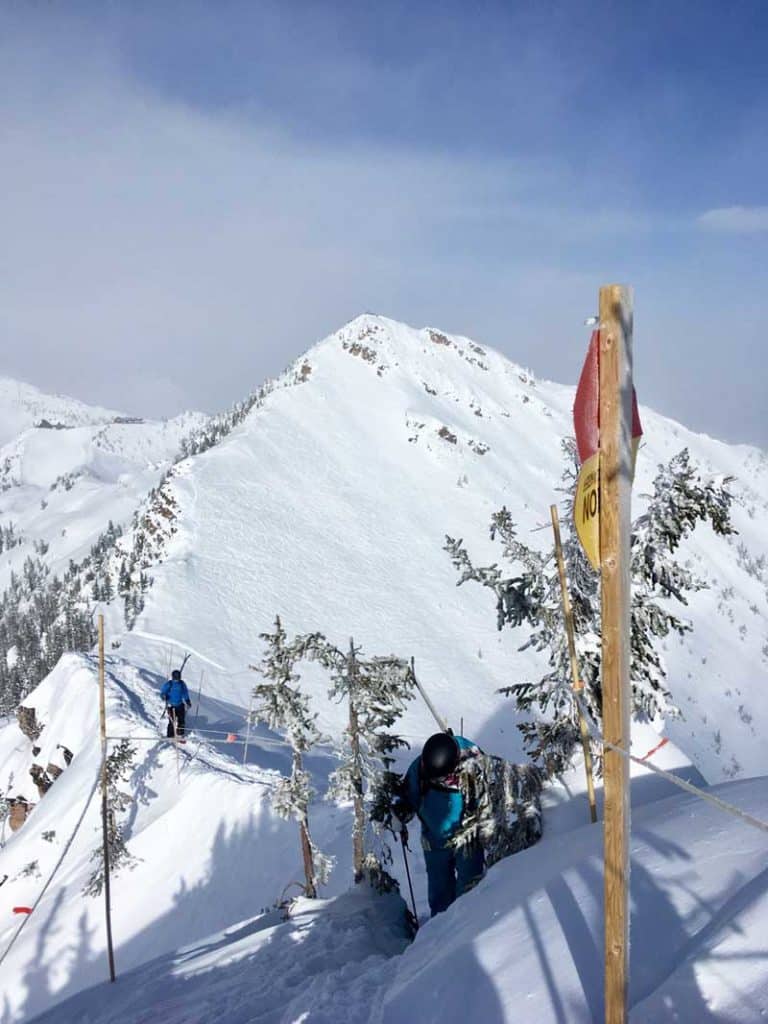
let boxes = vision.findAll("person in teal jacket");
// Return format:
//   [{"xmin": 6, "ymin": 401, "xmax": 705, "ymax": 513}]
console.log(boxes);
[{"xmin": 394, "ymin": 732, "xmax": 486, "ymax": 916}]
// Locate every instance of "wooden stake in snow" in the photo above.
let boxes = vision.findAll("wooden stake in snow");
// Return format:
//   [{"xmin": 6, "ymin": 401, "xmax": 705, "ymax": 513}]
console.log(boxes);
[
  {"xmin": 347, "ymin": 640, "xmax": 366, "ymax": 883},
  {"xmin": 549, "ymin": 504, "xmax": 597, "ymax": 824},
  {"xmin": 599, "ymin": 285, "xmax": 634, "ymax": 1024},
  {"xmin": 98, "ymin": 614, "xmax": 117, "ymax": 983}
]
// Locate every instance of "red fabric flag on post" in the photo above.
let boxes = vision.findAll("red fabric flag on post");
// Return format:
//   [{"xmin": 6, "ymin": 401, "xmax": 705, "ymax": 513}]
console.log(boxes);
[{"xmin": 572, "ymin": 330, "xmax": 642, "ymax": 569}]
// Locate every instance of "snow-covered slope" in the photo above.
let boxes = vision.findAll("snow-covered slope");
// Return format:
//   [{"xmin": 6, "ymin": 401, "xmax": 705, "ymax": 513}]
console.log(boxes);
[
  {"xmin": 0, "ymin": 314, "xmax": 766, "ymax": 1022},
  {"xmin": 0, "ymin": 382, "xmax": 206, "ymax": 591},
  {"xmin": 21, "ymin": 773, "xmax": 768, "ymax": 1023},
  {"xmin": 0, "ymin": 377, "xmax": 123, "ymax": 450},
  {"xmin": 114, "ymin": 315, "xmax": 768, "ymax": 782},
  {"xmin": 0, "ymin": 656, "xmax": 359, "ymax": 1022}
]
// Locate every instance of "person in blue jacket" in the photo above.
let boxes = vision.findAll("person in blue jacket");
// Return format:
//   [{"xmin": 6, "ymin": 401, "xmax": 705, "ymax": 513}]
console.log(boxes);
[
  {"xmin": 160, "ymin": 669, "xmax": 192, "ymax": 741},
  {"xmin": 394, "ymin": 732, "xmax": 486, "ymax": 917}
]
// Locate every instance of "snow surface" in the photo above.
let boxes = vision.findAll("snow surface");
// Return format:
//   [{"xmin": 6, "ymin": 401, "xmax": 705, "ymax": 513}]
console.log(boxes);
[
  {"xmin": 115, "ymin": 315, "xmax": 768, "ymax": 782},
  {"xmin": 0, "ymin": 377, "xmax": 122, "ymax": 450},
  {"xmin": 0, "ymin": 315, "xmax": 766, "ymax": 1022},
  {"xmin": 0, "ymin": 379, "xmax": 206, "ymax": 591},
  {"xmin": 17, "ymin": 767, "xmax": 768, "ymax": 1023},
  {"xmin": 0, "ymin": 656, "xmax": 362, "ymax": 1022},
  {"xmin": 27, "ymin": 888, "xmax": 411, "ymax": 1024}
]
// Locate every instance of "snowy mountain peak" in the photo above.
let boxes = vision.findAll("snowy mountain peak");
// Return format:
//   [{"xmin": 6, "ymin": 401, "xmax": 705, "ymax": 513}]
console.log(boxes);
[{"xmin": 310, "ymin": 313, "xmax": 530, "ymax": 386}]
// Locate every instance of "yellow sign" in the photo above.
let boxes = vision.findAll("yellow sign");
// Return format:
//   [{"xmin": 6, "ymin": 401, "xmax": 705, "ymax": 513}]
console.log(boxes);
[{"xmin": 574, "ymin": 452, "xmax": 600, "ymax": 569}]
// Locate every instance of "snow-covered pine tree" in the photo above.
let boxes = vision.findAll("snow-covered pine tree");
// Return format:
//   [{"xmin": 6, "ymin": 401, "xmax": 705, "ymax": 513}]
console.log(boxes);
[
  {"xmin": 84, "ymin": 740, "xmax": 139, "ymax": 896},
  {"xmin": 250, "ymin": 617, "xmax": 332, "ymax": 898},
  {"xmin": 321, "ymin": 639, "xmax": 414, "ymax": 886},
  {"xmin": 448, "ymin": 754, "xmax": 544, "ymax": 868},
  {"xmin": 445, "ymin": 443, "xmax": 736, "ymax": 775}
]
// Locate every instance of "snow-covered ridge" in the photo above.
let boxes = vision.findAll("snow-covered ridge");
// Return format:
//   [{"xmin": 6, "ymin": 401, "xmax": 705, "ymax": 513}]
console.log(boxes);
[
  {"xmin": 0, "ymin": 313, "xmax": 766, "ymax": 1022},
  {"xmin": 113, "ymin": 313, "xmax": 767, "ymax": 780},
  {"xmin": 0, "ymin": 376, "xmax": 127, "ymax": 450},
  {"xmin": 0, "ymin": 381, "xmax": 208, "ymax": 716}
]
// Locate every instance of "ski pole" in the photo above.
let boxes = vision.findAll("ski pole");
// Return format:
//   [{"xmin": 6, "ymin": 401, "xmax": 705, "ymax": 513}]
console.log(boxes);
[{"xmin": 399, "ymin": 832, "xmax": 419, "ymax": 930}]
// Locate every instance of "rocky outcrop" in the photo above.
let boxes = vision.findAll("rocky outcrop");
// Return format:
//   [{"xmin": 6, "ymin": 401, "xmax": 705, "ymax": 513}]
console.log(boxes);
[
  {"xmin": 17, "ymin": 706, "xmax": 42, "ymax": 743},
  {"xmin": 30, "ymin": 764, "xmax": 54, "ymax": 798},
  {"xmin": 8, "ymin": 798, "xmax": 34, "ymax": 833},
  {"xmin": 57, "ymin": 745, "xmax": 73, "ymax": 766}
]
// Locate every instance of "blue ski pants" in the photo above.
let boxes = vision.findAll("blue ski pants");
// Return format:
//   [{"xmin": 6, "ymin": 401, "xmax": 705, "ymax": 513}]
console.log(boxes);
[{"xmin": 424, "ymin": 843, "xmax": 485, "ymax": 916}]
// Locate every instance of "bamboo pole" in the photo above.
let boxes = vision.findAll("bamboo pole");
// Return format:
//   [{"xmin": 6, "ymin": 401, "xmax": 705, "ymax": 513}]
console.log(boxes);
[
  {"xmin": 194, "ymin": 671, "xmax": 204, "ymax": 720},
  {"xmin": 549, "ymin": 504, "xmax": 598, "ymax": 824},
  {"xmin": 599, "ymin": 285, "xmax": 634, "ymax": 1024},
  {"xmin": 348, "ymin": 639, "xmax": 365, "ymax": 883},
  {"xmin": 410, "ymin": 658, "xmax": 449, "ymax": 733},
  {"xmin": 242, "ymin": 692, "xmax": 254, "ymax": 766},
  {"xmin": 98, "ymin": 614, "xmax": 117, "ymax": 983}
]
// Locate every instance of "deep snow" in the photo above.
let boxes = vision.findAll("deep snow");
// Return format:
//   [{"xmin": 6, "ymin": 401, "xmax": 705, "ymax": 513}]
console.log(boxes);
[{"xmin": 20, "ymin": 775, "xmax": 768, "ymax": 1024}]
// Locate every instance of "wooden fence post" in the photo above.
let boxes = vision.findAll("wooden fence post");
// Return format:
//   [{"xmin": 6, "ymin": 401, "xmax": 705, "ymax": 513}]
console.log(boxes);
[
  {"xmin": 98, "ymin": 614, "xmax": 117, "ymax": 983},
  {"xmin": 549, "ymin": 504, "xmax": 598, "ymax": 824},
  {"xmin": 599, "ymin": 285, "xmax": 634, "ymax": 1023}
]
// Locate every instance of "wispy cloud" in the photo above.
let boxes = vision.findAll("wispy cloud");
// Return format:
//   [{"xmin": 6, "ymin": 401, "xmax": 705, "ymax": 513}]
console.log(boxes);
[
  {"xmin": 1, "ymin": 7, "xmax": 767, "ymax": 447},
  {"xmin": 697, "ymin": 206, "xmax": 768, "ymax": 233},
  {"xmin": 0, "ymin": 17, "xmax": 646, "ymax": 421}
]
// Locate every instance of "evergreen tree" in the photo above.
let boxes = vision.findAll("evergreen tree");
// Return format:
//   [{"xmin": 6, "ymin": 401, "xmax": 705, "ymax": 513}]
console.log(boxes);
[
  {"xmin": 84, "ymin": 740, "xmax": 140, "ymax": 896},
  {"xmin": 445, "ymin": 443, "xmax": 736, "ymax": 775},
  {"xmin": 321, "ymin": 640, "xmax": 414, "ymax": 885},
  {"xmin": 250, "ymin": 618, "xmax": 332, "ymax": 898},
  {"xmin": 448, "ymin": 756, "xmax": 544, "ymax": 866}
]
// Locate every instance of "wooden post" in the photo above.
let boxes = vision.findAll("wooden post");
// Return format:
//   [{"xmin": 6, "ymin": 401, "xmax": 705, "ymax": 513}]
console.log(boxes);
[
  {"xmin": 348, "ymin": 639, "xmax": 365, "ymax": 883},
  {"xmin": 599, "ymin": 285, "xmax": 634, "ymax": 1024},
  {"xmin": 98, "ymin": 614, "xmax": 117, "ymax": 983},
  {"xmin": 549, "ymin": 504, "xmax": 598, "ymax": 824}
]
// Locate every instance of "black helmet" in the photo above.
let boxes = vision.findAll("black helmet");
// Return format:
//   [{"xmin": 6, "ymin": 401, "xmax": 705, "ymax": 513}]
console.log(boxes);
[
  {"xmin": 171, "ymin": 669, "xmax": 182, "ymax": 681},
  {"xmin": 421, "ymin": 732, "xmax": 460, "ymax": 779}
]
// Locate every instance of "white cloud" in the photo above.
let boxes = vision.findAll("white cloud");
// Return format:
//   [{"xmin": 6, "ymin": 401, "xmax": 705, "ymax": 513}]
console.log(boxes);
[{"xmin": 697, "ymin": 206, "xmax": 768, "ymax": 233}]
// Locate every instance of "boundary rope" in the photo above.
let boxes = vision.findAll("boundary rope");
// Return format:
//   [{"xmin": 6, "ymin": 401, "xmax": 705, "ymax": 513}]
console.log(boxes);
[
  {"xmin": 574, "ymin": 694, "xmax": 768, "ymax": 837},
  {"xmin": 0, "ymin": 766, "xmax": 101, "ymax": 969}
]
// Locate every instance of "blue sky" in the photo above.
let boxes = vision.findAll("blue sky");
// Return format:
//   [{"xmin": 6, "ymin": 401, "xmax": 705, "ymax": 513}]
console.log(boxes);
[{"xmin": 1, "ymin": 1, "xmax": 766, "ymax": 444}]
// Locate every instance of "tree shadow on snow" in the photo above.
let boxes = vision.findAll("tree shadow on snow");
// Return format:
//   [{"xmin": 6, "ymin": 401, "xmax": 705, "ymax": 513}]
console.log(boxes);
[
  {"xmin": 406, "ymin": 695, "xmax": 756, "ymax": 1023},
  {"xmin": 9, "ymin": 807, "xmax": 314, "ymax": 1024},
  {"xmin": 548, "ymin": 823, "xmax": 768, "ymax": 1022}
]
